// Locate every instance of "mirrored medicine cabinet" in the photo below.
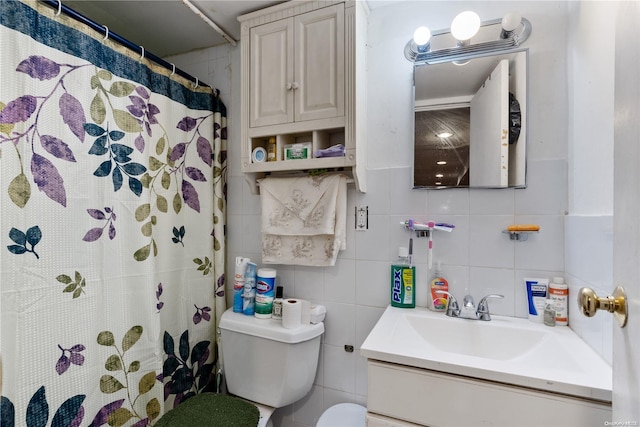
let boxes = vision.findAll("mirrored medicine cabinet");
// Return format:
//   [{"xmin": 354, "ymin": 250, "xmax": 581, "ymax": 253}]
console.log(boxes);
[{"xmin": 410, "ymin": 29, "xmax": 529, "ymax": 189}]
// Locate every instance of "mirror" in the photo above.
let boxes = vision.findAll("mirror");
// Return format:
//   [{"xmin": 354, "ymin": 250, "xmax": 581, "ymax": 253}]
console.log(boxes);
[{"xmin": 413, "ymin": 49, "xmax": 528, "ymax": 189}]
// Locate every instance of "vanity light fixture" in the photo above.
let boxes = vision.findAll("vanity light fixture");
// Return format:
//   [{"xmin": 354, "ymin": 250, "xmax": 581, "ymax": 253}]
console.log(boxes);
[
  {"xmin": 404, "ymin": 11, "xmax": 532, "ymax": 64},
  {"xmin": 436, "ymin": 161, "xmax": 447, "ymax": 165},
  {"xmin": 451, "ymin": 11, "xmax": 481, "ymax": 44},
  {"xmin": 413, "ymin": 26, "xmax": 431, "ymax": 51}
]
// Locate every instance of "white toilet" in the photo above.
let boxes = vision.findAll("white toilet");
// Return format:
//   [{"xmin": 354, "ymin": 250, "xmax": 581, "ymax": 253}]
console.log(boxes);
[
  {"xmin": 219, "ymin": 308, "xmax": 367, "ymax": 427},
  {"xmin": 219, "ymin": 308, "xmax": 324, "ymax": 427},
  {"xmin": 317, "ymin": 403, "xmax": 367, "ymax": 427}
]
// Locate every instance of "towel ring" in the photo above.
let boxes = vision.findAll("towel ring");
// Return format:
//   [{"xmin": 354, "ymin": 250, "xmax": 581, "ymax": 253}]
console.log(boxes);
[
  {"xmin": 56, "ymin": 0, "xmax": 62, "ymax": 16},
  {"xmin": 193, "ymin": 77, "xmax": 199, "ymax": 89},
  {"xmin": 102, "ymin": 26, "xmax": 109, "ymax": 41},
  {"xmin": 139, "ymin": 46, "xmax": 145, "ymax": 61},
  {"xmin": 170, "ymin": 63, "xmax": 176, "ymax": 76}
]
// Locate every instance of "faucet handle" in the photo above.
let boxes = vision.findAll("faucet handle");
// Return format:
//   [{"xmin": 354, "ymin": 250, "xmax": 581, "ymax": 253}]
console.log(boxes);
[
  {"xmin": 477, "ymin": 294, "xmax": 504, "ymax": 321},
  {"xmin": 435, "ymin": 290, "xmax": 460, "ymax": 317},
  {"xmin": 462, "ymin": 294, "xmax": 475, "ymax": 308}
]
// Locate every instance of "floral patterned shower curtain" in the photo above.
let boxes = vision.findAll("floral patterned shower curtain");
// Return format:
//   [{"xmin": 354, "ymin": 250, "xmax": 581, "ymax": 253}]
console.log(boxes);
[{"xmin": 0, "ymin": 1, "xmax": 227, "ymax": 426}]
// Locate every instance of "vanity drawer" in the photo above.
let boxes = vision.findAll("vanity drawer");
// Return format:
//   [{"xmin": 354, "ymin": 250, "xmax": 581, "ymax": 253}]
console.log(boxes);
[
  {"xmin": 366, "ymin": 412, "xmax": 421, "ymax": 427},
  {"xmin": 367, "ymin": 360, "xmax": 611, "ymax": 427}
]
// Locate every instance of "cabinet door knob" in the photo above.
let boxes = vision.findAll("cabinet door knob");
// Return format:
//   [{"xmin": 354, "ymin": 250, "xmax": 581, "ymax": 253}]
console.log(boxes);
[
  {"xmin": 286, "ymin": 82, "xmax": 292, "ymax": 90},
  {"xmin": 291, "ymin": 82, "xmax": 299, "ymax": 90}
]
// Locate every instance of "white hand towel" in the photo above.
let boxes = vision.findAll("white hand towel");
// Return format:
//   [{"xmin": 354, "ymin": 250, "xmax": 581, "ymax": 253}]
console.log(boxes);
[
  {"xmin": 261, "ymin": 175, "xmax": 347, "ymax": 266},
  {"xmin": 260, "ymin": 175, "xmax": 340, "ymax": 236}
]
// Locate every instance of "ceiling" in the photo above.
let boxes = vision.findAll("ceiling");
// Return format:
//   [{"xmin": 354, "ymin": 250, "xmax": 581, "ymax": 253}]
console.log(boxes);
[
  {"xmin": 63, "ymin": 1, "xmax": 288, "ymax": 57},
  {"xmin": 61, "ymin": 0, "xmax": 395, "ymax": 58}
]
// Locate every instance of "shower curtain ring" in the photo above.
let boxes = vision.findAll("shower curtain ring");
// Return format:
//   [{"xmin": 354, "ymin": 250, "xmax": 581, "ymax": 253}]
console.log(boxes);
[
  {"xmin": 139, "ymin": 46, "xmax": 145, "ymax": 62},
  {"xmin": 102, "ymin": 26, "xmax": 109, "ymax": 41},
  {"xmin": 170, "ymin": 63, "xmax": 176, "ymax": 76},
  {"xmin": 193, "ymin": 77, "xmax": 199, "ymax": 89},
  {"xmin": 56, "ymin": 0, "xmax": 62, "ymax": 17}
]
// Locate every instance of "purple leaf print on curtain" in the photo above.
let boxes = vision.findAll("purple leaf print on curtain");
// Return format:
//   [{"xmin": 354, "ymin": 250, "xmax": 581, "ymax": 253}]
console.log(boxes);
[
  {"xmin": 176, "ymin": 117, "xmax": 196, "ymax": 132},
  {"xmin": 181, "ymin": 180, "xmax": 200, "ymax": 212},
  {"xmin": 40, "ymin": 135, "xmax": 77, "ymax": 162},
  {"xmin": 169, "ymin": 143, "xmax": 186, "ymax": 162},
  {"xmin": 185, "ymin": 167, "xmax": 206, "ymax": 182},
  {"xmin": 87, "ymin": 399, "xmax": 125, "ymax": 427},
  {"xmin": 59, "ymin": 93, "xmax": 86, "ymax": 142},
  {"xmin": 83, "ymin": 207, "xmax": 116, "ymax": 242},
  {"xmin": 56, "ymin": 344, "xmax": 86, "ymax": 375},
  {"xmin": 196, "ymin": 137, "xmax": 212, "ymax": 167},
  {"xmin": 0, "ymin": 95, "xmax": 37, "ymax": 124},
  {"xmin": 16, "ymin": 55, "xmax": 61, "ymax": 80},
  {"xmin": 31, "ymin": 153, "xmax": 66, "ymax": 206}
]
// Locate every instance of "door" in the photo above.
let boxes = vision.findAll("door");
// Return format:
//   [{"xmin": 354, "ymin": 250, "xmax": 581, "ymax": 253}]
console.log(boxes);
[
  {"xmin": 250, "ymin": 18, "xmax": 293, "ymax": 127},
  {"xmin": 294, "ymin": 3, "xmax": 344, "ymax": 122},
  {"xmin": 469, "ymin": 59, "xmax": 509, "ymax": 187},
  {"xmin": 613, "ymin": 0, "xmax": 640, "ymax": 420}
]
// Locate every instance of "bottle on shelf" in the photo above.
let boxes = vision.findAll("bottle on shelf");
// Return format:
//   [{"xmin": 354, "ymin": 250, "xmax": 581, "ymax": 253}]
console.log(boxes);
[{"xmin": 267, "ymin": 136, "xmax": 277, "ymax": 162}]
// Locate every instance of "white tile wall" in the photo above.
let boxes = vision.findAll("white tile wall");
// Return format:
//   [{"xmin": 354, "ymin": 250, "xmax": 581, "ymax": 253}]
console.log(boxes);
[
  {"xmin": 565, "ymin": 215, "xmax": 614, "ymax": 364},
  {"xmin": 165, "ymin": 1, "xmax": 614, "ymax": 425}
]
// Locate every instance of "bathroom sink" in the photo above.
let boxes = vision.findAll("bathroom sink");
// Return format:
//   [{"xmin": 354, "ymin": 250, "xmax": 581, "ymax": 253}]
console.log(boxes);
[
  {"xmin": 405, "ymin": 313, "xmax": 546, "ymax": 360},
  {"xmin": 360, "ymin": 305, "xmax": 612, "ymax": 402}
]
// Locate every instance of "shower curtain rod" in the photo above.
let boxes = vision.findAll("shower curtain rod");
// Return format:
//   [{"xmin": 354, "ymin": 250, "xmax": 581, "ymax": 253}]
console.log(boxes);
[{"xmin": 39, "ymin": 0, "xmax": 210, "ymax": 89}]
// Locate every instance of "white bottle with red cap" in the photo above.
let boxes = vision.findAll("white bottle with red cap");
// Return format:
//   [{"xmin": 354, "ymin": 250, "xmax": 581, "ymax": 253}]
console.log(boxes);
[{"xmin": 549, "ymin": 277, "xmax": 568, "ymax": 326}]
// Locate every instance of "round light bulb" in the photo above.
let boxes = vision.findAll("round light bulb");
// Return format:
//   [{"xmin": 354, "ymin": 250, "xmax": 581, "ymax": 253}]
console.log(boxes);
[
  {"xmin": 501, "ymin": 12, "xmax": 522, "ymax": 32},
  {"xmin": 451, "ymin": 11, "xmax": 481, "ymax": 41},
  {"xmin": 413, "ymin": 26, "xmax": 431, "ymax": 46}
]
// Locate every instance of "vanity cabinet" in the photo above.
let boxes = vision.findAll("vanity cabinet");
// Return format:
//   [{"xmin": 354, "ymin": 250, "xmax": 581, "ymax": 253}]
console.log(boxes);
[
  {"xmin": 238, "ymin": 0, "xmax": 366, "ymax": 194},
  {"xmin": 366, "ymin": 360, "xmax": 611, "ymax": 427}
]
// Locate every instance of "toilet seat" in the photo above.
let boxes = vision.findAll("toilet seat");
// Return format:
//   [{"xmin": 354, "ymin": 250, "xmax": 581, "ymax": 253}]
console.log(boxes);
[
  {"xmin": 241, "ymin": 400, "xmax": 274, "ymax": 427},
  {"xmin": 316, "ymin": 403, "xmax": 366, "ymax": 427}
]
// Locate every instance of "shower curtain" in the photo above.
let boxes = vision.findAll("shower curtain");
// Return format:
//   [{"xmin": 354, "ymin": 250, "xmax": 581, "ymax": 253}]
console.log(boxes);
[{"xmin": 0, "ymin": 1, "xmax": 227, "ymax": 426}]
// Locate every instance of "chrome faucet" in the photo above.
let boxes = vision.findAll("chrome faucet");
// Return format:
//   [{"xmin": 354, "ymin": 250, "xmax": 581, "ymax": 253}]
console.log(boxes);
[{"xmin": 435, "ymin": 291, "xmax": 504, "ymax": 321}]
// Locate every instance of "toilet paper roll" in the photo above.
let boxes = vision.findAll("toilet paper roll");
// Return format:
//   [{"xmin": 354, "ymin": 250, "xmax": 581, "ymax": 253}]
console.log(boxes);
[
  {"xmin": 301, "ymin": 299, "xmax": 311, "ymax": 324},
  {"xmin": 309, "ymin": 304, "xmax": 326, "ymax": 324},
  {"xmin": 282, "ymin": 299, "xmax": 302, "ymax": 329}
]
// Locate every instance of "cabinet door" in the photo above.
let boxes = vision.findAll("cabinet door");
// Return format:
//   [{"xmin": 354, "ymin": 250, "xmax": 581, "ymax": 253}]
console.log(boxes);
[
  {"xmin": 294, "ymin": 4, "xmax": 344, "ymax": 122},
  {"xmin": 469, "ymin": 59, "xmax": 509, "ymax": 187},
  {"xmin": 250, "ymin": 18, "xmax": 294, "ymax": 127}
]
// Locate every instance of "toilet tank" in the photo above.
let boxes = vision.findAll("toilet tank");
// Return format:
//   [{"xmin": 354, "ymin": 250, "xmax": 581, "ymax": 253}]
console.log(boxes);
[{"xmin": 219, "ymin": 309, "xmax": 324, "ymax": 408}]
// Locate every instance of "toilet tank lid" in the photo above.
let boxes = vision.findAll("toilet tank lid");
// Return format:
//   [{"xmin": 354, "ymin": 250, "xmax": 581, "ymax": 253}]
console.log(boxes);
[{"xmin": 219, "ymin": 309, "xmax": 324, "ymax": 344}]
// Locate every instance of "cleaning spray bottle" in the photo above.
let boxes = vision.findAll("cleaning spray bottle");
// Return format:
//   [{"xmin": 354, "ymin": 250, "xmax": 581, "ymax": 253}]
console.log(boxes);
[
  {"xmin": 429, "ymin": 261, "xmax": 449, "ymax": 311},
  {"xmin": 390, "ymin": 247, "xmax": 415, "ymax": 308}
]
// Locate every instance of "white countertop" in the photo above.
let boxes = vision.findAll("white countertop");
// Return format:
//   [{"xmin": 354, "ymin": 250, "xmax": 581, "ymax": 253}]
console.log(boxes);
[{"xmin": 360, "ymin": 305, "xmax": 612, "ymax": 402}]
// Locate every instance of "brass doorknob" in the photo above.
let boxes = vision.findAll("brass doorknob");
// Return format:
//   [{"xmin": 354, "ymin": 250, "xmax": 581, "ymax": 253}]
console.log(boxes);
[{"xmin": 577, "ymin": 285, "xmax": 628, "ymax": 328}]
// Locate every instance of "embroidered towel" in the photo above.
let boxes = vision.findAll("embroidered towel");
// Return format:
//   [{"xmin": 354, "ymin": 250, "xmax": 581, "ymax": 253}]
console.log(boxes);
[{"xmin": 260, "ymin": 175, "xmax": 347, "ymax": 266}]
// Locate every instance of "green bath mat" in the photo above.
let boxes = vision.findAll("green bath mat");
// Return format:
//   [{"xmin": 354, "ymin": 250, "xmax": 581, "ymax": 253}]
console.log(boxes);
[{"xmin": 156, "ymin": 393, "xmax": 259, "ymax": 427}]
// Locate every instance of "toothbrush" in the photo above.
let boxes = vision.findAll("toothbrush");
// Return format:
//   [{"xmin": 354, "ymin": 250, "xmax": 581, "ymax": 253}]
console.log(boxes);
[
  {"xmin": 404, "ymin": 219, "xmax": 414, "ymax": 266},
  {"xmin": 408, "ymin": 232, "xmax": 414, "ymax": 267},
  {"xmin": 427, "ymin": 221, "xmax": 434, "ymax": 269},
  {"xmin": 400, "ymin": 219, "xmax": 431, "ymax": 231}
]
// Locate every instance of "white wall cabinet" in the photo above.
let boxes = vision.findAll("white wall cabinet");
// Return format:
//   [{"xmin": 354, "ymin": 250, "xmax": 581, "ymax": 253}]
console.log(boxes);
[
  {"xmin": 250, "ymin": 4, "xmax": 344, "ymax": 127},
  {"xmin": 239, "ymin": 0, "xmax": 366, "ymax": 194}
]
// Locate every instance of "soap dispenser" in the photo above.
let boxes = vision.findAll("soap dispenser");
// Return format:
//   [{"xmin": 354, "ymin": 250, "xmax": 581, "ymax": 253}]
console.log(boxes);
[{"xmin": 429, "ymin": 261, "xmax": 448, "ymax": 311}]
